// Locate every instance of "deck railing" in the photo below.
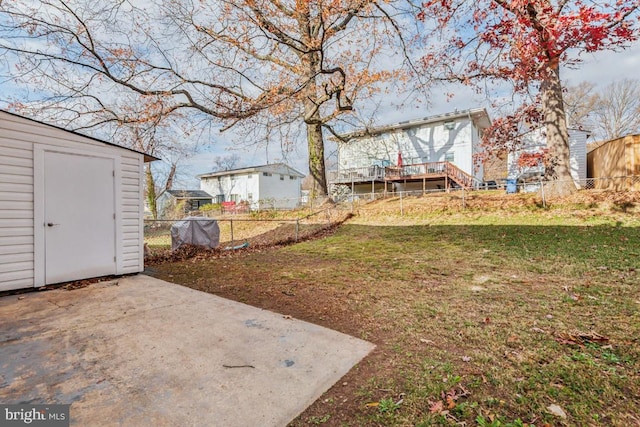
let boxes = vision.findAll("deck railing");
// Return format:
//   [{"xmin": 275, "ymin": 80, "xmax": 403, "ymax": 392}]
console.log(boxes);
[
  {"xmin": 327, "ymin": 166, "xmax": 386, "ymax": 184},
  {"xmin": 386, "ymin": 161, "xmax": 477, "ymax": 188},
  {"xmin": 385, "ymin": 162, "xmax": 447, "ymax": 178},
  {"xmin": 330, "ymin": 161, "xmax": 480, "ymax": 188}
]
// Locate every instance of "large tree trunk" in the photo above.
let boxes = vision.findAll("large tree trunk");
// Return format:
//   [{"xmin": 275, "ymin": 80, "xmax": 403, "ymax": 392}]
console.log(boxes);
[
  {"xmin": 145, "ymin": 164, "xmax": 158, "ymax": 219},
  {"xmin": 306, "ymin": 121, "xmax": 329, "ymax": 197},
  {"xmin": 541, "ymin": 62, "xmax": 577, "ymax": 197},
  {"xmin": 300, "ymin": 13, "xmax": 329, "ymax": 198}
]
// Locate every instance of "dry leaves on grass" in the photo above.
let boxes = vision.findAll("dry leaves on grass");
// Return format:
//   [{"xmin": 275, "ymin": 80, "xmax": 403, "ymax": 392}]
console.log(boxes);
[
  {"xmin": 145, "ymin": 220, "xmax": 347, "ymax": 266},
  {"xmin": 428, "ymin": 385, "xmax": 471, "ymax": 414},
  {"xmin": 554, "ymin": 330, "xmax": 610, "ymax": 346}
]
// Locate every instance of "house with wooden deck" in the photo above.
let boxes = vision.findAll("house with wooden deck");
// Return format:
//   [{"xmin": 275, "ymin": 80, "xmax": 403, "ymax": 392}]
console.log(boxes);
[{"xmin": 329, "ymin": 108, "xmax": 491, "ymax": 194}]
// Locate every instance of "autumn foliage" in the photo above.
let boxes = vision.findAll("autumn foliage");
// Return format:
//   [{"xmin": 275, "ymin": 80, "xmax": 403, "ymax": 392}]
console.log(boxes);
[
  {"xmin": 420, "ymin": 0, "xmax": 640, "ymax": 192},
  {"xmin": 420, "ymin": 0, "xmax": 640, "ymax": 83},
  {"xmin": 0, "ymin": 0, "xmax": 411, "ymax": 196}
]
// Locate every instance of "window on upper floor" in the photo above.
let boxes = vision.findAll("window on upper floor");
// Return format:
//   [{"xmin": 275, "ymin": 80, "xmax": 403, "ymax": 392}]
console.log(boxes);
[
  {"xmin": 280, "ymin": 175, "xmax": 284, "ymax": 180},
  {"xmin": 262, "ymin": 172, "xmax": 272, "ymax": 177},
  {"xmin": 445, "ymin": 152, "xmax": 455, "ymax": 163}
]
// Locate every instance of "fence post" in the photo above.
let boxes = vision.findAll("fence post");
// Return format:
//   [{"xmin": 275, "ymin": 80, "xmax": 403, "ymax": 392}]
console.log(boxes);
[
  {"xmin": 295, "ymin": 218, "xmax": 299, "ymax": 242},
  {"xmin": 461, "ymin": 187, "xmax": 466, "ymax": 210},
  {"xmin": 400, "ymin": 191, "xmax": 404, "ymax": 216},
  {"xmin": 540, "ymin": 179, "xmax": 546, "ymax": 208},
  {"xmin": 230, "ymin": 219, "xmax": 234, "ymax": 246}
]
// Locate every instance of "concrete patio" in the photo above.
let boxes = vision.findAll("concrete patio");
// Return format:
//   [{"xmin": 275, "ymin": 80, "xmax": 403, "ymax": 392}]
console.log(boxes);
[{"xmin": 0, "ymin": 275, "xmax": 374, "ymax": 426}]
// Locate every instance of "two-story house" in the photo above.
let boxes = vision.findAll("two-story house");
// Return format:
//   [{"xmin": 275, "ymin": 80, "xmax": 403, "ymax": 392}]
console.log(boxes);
[
  {"xmin": 198, "ymin": 163, "xmax": 305, "ymax": 210},
  {"xmin": 329, "ymin": 108, "xmax": 492, "ymax": 194}
]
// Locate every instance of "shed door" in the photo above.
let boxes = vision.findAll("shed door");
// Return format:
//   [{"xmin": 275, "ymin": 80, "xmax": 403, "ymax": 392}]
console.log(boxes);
[{"xmin": 44, "ymin": 151, "xmax": 116, "ymax": 284}]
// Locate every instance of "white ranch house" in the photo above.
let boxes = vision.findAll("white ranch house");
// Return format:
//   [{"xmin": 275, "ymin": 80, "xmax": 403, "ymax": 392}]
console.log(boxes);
[
  {"xmin": 0, "ymin": 110, "xmax": 156, "ymax": 292},
  {"xmin": 330, "ymin": 108, "xmax": 492, "ymax": 194},
  {"xmin": 198, "ymin": 163, "xmax": 304, "ymax": 210}
]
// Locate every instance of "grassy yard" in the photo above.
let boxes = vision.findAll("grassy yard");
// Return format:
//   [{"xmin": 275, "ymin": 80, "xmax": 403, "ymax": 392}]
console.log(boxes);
[{"xmin": 148, "ymin": 194, "xmax": 640, "ymax": 426}]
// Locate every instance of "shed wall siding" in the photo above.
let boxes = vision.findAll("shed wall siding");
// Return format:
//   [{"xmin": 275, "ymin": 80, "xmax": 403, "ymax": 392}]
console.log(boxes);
[
  {"xmin": 0, "ymin": 111, "xmax": 143, "ymax": 291},
  {"xmin": 120, "ymin": 155, "xmax": 144, "ymax": 274},
  {"xmin": 0, "ymin": 118, "xmax": 35, "ymax": 291}
]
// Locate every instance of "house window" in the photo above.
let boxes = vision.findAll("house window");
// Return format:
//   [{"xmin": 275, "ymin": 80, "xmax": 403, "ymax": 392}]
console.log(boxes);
[
  {"xmin": 247, "ymin": 193, "xmax": 253, "ymax": 200},
  {"xmin": 445, "ymin": 152, "xmax": 455, "ymax": 162},
  {"xmin": 280, "ymin": 174, "xmax": 284, "ymax": 180},
  {"xmin": 247, "ymin": 174, "xmax": 253, "ymax": 179},
  {"xmin": 216, "ymin": 194, "xmax": 225, "ymax": 203},
  {"xmin": 231, "ymin": 175, "xmax": 237, "ymax": 181},
  {"xmin": 289, "ymin": 176, "xmax": 296, "ymax": 180},
  {"xmin": 262, "ymin": 172, "xmax": 272, "ymax": 177},
  {"xmin": 230, "ymin": 194, "xmax": 240, "ymax": 202}
]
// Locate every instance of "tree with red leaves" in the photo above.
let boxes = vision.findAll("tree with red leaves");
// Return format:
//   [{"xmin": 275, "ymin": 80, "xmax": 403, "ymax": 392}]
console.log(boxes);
[{"xmin": 420, "ymin": 0, "xmax": 640, "ymax": 195}]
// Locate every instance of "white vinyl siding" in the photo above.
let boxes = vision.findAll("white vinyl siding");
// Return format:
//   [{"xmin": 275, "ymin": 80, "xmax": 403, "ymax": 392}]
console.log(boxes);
[
  {"xmin": 338, "ymin": 117, "xmax": 480, "ymax": 180},
  {"xmin": 200, "ymin": 164, "xmax": 303, "ymax": 210},
  {"xmin": 507, "ymin": 128, "xmax": 589, "ymax": 185},
  {"xmin": 569, "ymin": 130, "xmax": 588, "ymax": 183},
  {"xmin": 0, "ymin": 125, "xmax": 35, "ymax": 291},
  {"xmin": 119, "ymin": 155, "xmax": 144, "ymax": 273},
  {"xmin": 0, "ymin": 111, "xmax": 145, "ymax": 291}
]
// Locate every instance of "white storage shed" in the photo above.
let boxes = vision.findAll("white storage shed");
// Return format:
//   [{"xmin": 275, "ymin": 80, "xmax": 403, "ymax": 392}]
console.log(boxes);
[{"xmin": 0, "ymin": 110, "xmax": 157, "ymax": 292}]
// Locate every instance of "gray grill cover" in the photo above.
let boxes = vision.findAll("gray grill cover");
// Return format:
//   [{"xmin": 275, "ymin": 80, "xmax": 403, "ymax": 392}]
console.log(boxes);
[{"xmin": 170, "ymin": 217, "xmax": 220, "ymax": 251}]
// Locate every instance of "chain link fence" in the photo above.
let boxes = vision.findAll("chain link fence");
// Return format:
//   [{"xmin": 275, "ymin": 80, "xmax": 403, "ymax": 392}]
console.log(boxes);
[
  {"xmin": 340, "ymin": 175, "xmax": 640, "ymax": 215},
  {"xmin": 144, "ymin": 205, "xmax": 351, "ymax": 255},
  {"xmin": 145, "ymin": 175, "xmax": 638, "ymax": 255}
]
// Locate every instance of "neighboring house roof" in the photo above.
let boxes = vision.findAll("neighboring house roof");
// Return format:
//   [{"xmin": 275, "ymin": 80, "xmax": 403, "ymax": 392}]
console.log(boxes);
[
  {"xmin": 197, "ymin": 162, "xmax": 305, "ymax": 179},
  {"xmin": 337, "ymin": 108, "xmax": 492, "ymax": 140},
  {"xmin": 0, "ymin": 109, "xmax": 160, "ymax": 162},
  {"xmin": 166, "ymin": 190, "xmax": 213, "ymax": 199}
]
